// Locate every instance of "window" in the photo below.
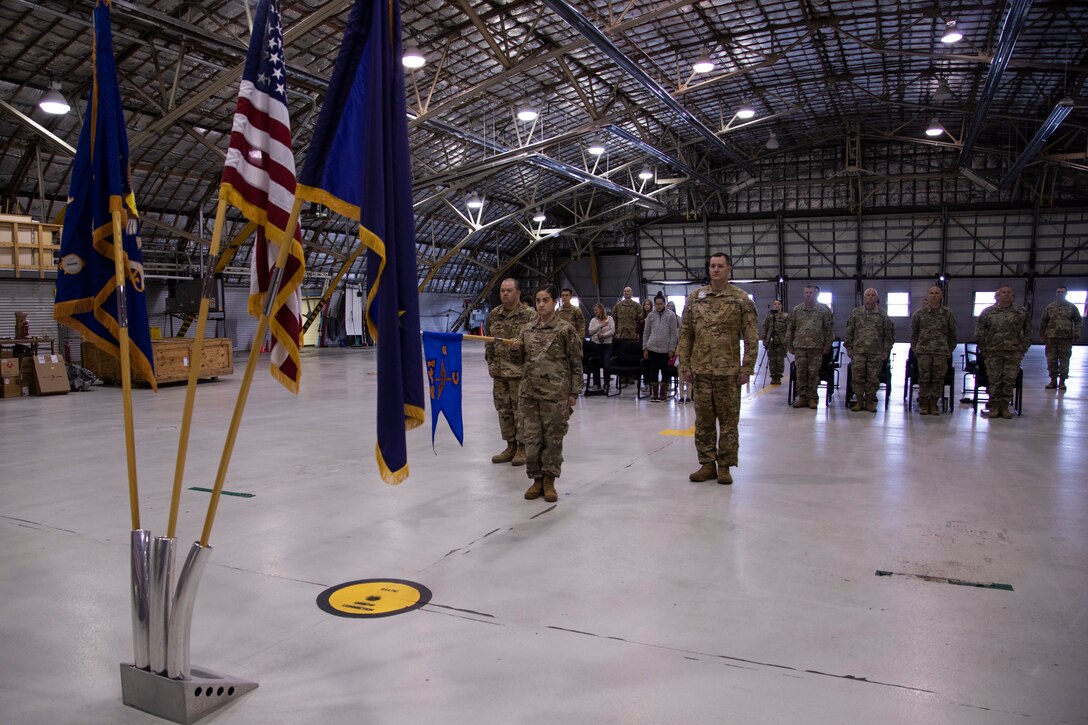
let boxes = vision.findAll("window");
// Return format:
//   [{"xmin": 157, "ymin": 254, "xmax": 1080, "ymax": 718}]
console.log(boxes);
[
  {"xmin": 667, "ymin": 294, "xmax": 686, "ymax": 319},
  {"xmin": 886, "ymin": 292, "xmax": 909, "ymax": 317},
  {"xmin": 973, "ymin": 291, "xmax": 995, "ymax": 317},
  {"xmin": 817, "ymin": 291, "xmax": 833, "ymax": 311},
  {"xmin": 1066, "ymin": 290, "xmax": 1087, "ymax": 312}
]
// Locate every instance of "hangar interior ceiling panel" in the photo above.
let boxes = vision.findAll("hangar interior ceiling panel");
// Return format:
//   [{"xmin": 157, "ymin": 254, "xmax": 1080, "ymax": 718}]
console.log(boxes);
[{"xmin": 1, "ymin": 0, "xmax": 1086, "ymax": 321}]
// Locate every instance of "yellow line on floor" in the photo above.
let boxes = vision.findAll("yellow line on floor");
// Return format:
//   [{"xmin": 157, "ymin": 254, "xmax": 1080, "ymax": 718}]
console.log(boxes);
[{"xmin": 659, "ymin": 426, "xmax": 695, "ymax": 437}]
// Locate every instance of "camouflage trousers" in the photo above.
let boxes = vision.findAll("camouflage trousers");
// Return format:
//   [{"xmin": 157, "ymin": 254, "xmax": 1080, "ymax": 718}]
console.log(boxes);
[
  {"xmin": 1045, "ymin": 340, "xmax": 1073, "ymax": 379},
  {"xmin": 916, "ymin": 353, "xmax": 947, "ymax": 400},
  {"xmin": 767, "ymin": 342, "xmax": 786, "ymax": 378},
  {"xmin": 986, "ymin": 353, "xmax": 1021, "ymax": 405},
  {"xmin": 492, "ymin": 376, "xmax": 522, "ymax": 443},
  {"xmin": 518, "ymin": 396, "xmax": 572, "ymax": 479},
  {"xmin": 851, "ymin": 352, "xmax": 883, "ymax": 397},
  {"xmin": 793, "ymin": 348, "xmax": 823, "ymax": 400},
  {"xmin": 693, "ymin": 374, "xmax": 742, "ymax": 468}
]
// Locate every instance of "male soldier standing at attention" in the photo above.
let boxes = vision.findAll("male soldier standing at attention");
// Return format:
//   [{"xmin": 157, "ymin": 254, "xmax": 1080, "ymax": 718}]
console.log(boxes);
[
  {"xmin": 612, "ymin": 286, "xmax": 644, "ymax": 342},
  {"xmin": 976, "ymin": 285, "xmax": 1032, "ymax": 420},
  {"xmin": 484, "ymin": 278, "xmax": 533, "ymax": 466},
  {"xmin": 1039, "ymin": 286, "xmax": 1083, "ymax": 390},
  {"xmin": 557, "ymin": 288, "xmax": 586, "ymax": 337},
  {"xmin": 844, "ymin": 288, "xmax": 895, "ymax": 412},
  {"xmin": 678, "ymin": 252, "xmax": 759, "ymax": 485},
  {"xmin": 761, "ymin": 299, "xmax": 788, "ymax": 385},
  {"xmin": 785, "ymin": 285, "xmax": 834, "ymax": 408},
  {"xmin": 910, "ymin": 286, "xmax": 957, "ymax": 416}
]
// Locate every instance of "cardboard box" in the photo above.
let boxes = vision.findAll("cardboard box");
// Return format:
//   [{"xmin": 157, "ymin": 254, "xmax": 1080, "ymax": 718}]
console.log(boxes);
[
  {"xmin": 21, "ymin": 353, "xmax": 69, "ymax": 395},
  {"xmin": 0, "ymin": 357, "xmax": 21, "ymax": 398}
]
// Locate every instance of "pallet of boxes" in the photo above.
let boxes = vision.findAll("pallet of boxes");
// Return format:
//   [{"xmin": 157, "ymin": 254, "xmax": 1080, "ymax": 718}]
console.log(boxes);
[{"xmin": 1, "ymin": 313, "xmax": 69, "ymax": 399}]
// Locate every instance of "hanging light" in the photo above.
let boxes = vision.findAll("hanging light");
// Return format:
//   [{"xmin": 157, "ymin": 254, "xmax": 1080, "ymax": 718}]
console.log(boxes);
[
  {"xmin": 402, "ymin": 44, "xmax": 426, "ymax": 69},
  {"xmin": 587, "ymin": 138, "xmax": 606, "ymax": 156},
  {"xmin": 516, "ymin": 106, "xmax": 538, "ymax": 122},
  {"xmin": 38, "ymin": 82, "xmax": 69, "ymax": 115},
  {"xmin": 465, "ymin": 192, "xmax": 484, "ymax": 210},
  {"xmin": 940, "ymin": 20, "xmax": 962, "ymax": 44},
  {"xmin": 736, "ymin": 99, "xmax": 756, "ymax": 120},
  {"xmin": 932, "ymin": 78, "xmax": 952, "ymax": 102},
  {"xmin": 638, "ymin": 165, "xmax": 654, "ymax": 180},
  {"xmin": 532, "ymin": 209, "xmax": 546, "ymax": 223},
  {"xmin": 692, "ymin": 54, "xmax": 714, "ymax": 74},
  {"xmin": 925, "ymin": 118, "xmax": 944, "ymax": 137},
  {"xmin": 765, "ymin": 132, "xmax": 780, "ymax": 151}
]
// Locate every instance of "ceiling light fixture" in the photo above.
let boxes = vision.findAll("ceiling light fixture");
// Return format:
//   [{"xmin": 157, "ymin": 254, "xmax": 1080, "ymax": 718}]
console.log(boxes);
[
  {"xmin": 940, "ymin": 20, "xmax": 963, "ymax": 44},
  {"xmin": 925, "ymin": 118, "xmax": 944, "ymax": 137},
  {"xmin": 736, "ymin": 99, "xmax": 756, "ymax": 120},
  {"xmin": 465, "ymin": 192, "xmax": 484, "ymax": 210},
  {"xmin": 932, "ymin": 78, "xmax": 953, "ymax": 102},
  {"xmin": 402, "ymin": 44, "xmax": 426, "ymax": 69},
  {"xmin": 532, "ymin": 209, "xmax": 547, "ymax": 223},
  {"xmin": 638, "ymin": 165, "xmax": 654, "ymax": 180},
  {"xmin": 38, "ymin": 82, "xmax": 69, "ymax": 115},
  {"xmin": 765, "ymin": 132, "xmax": 780, "ymax": 150},
  {"xmin": 692, "ymin": 54, "xmax": 715, "ymax": 74},
  {"xmin": 587, "ymin": 139, "xmax": 606, "ymax": 156},
  {"xmin": 516, "ymin": 106, "xmax": 538, "ymax": 122}
]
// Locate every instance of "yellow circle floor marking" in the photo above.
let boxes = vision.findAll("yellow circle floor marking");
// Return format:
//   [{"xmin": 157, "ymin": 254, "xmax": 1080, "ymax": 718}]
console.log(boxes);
[{"xmin": 317, "ymin": 579, "xmax": 432, "ymax": 618}]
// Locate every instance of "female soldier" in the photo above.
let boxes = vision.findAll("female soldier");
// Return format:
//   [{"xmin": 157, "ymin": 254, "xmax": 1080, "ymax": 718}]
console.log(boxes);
[{"xmin": 518, "ymin": 285, "xmax": 583, "ymax": 502}]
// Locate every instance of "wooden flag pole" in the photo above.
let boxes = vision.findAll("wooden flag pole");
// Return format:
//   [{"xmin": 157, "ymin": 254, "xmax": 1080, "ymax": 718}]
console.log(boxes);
[
  {"xmin": 462, "ymin": 333, "xmax": 518, "ymax": 345},
  {"xmin": 110, "ymin": 206, "xmax": 141, "ymax": 531},
  {"xmin": 166, "ymin": 197, "xmax": 227, "ymax": 539},
  {"xmin": 199, "ymin": 198, "xmax": 303, "ymax": 547}
]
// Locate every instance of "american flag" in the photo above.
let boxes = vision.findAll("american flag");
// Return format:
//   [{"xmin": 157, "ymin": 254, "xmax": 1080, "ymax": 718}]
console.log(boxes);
[{"xmin": 220, "ymin": 0, "xmax": 303, "ymax": 392}]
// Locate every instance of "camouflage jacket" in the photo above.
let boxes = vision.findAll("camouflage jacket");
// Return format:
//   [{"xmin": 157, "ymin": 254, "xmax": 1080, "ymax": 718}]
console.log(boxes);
[
  {"xmin": 1040, "ymin": 300, "xmax": 1083, "ymax": 341},
  {"xmin": 976, "ymin": 304, "xmax": 1031, "ymax": 356},
  {"xmin": 557, "ymin": 302, "xmax": 586, "ymax": 336},
  {"xmin": 612, "ymin": 298, "xmax": 644, "ymax": 339},
  {"xmin": 678, "ymin": 284, "xmax": 759, "ymax": 376},
  {"xmin": 785, "ymin": 303, "xmax": 834, "ymax": 351},
  {"xmin": 845, "ymin": 307, "xmax": 895, "ymax": 357},
  {"xmin": 518, "ymin": 316, "xmax": 583, "ymax": 399},
  {"xmin": 761, "ymin": 311, "xmax": 788, "ymax": 347},
  {"xmin": 910, "ymin": 305, "xmax": 957, "ymax": 356},
  {"xmin": 483, "ymin": 303, "xmax": 533, "ymax": 378}
]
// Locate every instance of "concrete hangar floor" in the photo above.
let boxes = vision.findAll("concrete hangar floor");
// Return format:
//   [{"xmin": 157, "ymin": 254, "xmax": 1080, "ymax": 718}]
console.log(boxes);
[{"xmin": 0, "ymin": 343, "xmax": 1085, "ymax": 724}]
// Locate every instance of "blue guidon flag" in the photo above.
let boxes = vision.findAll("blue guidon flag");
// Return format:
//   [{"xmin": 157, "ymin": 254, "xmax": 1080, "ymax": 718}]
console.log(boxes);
[
  {"xmin": 422, "ymin": 332, "xmax": 464, "ymax": 447},
  {"xmin": 54, "ymin": 0, "xmax": 156, "ymax": 389},
  {"xmin": 297, "ymin": 0, "xmax": 424, "ymax": 484}
]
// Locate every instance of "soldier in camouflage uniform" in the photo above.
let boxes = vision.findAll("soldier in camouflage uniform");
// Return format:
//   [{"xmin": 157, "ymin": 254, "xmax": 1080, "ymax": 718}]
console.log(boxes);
[
  {"xmin": 909, "ymin": 286, "xmax": 957, "ymax": 416},
  {"xmin": 612, "ymin": 286, "xmax": 644, "ymax": 341},
  {"xmin": 484, "ymin": 278, "xmax": 534, "ymax": 466},
  {"xmin": 518, "ymin": 285, "xmax": 583, "ymax": 503},
  {"xmin": 678, "ymin": 252, "xmax": 759, "ymax": 485},
  {"xmin": 785, "ymin": 285, "xmax": 835, "ymax": 409},
  {"xmin": 557, "ymin": 288, "xmax": 586, "ymax": 336},
  {"xmin": 760, "ymin": 299, "xmax": 788, "ymax": 384},
  {"xmin": 1040, "ymin": 286, "xmax": 1083, "ymax": 390},
  {"xmin": 975, "ymin": 285, "xmax": 1031, "ymax": 420},
  {"xmin": 844, "ymin": 288, "xmax": 895, "ymax": 412}
]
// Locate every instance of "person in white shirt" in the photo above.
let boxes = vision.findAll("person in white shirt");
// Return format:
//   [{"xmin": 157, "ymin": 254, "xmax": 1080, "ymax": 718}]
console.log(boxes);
[{"xmin": 587, "ymin": 303, "xmax": 615, "ymax": 391}]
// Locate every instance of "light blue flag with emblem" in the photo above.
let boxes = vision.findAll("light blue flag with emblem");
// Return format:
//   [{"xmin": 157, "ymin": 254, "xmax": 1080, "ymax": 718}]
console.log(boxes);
[
  {"xmin": 54, "ymin": 0, "xmax": 156, "ymax": 389},
  {"xmin": 422, "ymin": 332, "xmax": 463, "ymax": 447}
]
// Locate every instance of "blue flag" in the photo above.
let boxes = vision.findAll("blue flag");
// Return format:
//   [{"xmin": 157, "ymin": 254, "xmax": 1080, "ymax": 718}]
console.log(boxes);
[
  {"xmin": 297, "ymin": 0, "xmax": 423, "ymax": 484},
  {"xmin": 54, "ymin": 0, "xmax": 156, "ymax": 389},
  {"xmin": 422, "ymin": 332, "xmax": 464, "ymax": 447}
]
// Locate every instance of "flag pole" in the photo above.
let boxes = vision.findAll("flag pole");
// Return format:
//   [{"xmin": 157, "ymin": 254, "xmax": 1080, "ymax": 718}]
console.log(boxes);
[
  {"xmin": 166, "ymin": 197, "xmax": 227, "ymax": 539},
  {"xmin": 110, "ymin": 204, "xmax": 141, "ymax": 531},
  {"xmin": 199, "ymin": 198, "xmax": 303, "ymax": 547}
]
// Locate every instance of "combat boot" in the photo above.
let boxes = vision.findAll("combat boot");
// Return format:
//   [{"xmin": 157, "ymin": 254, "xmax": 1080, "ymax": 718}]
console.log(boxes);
[
  {"xmin": 807, "ymin": 396, "xmax": 819, "ymax": 409},
  {"xmin": 771, "ymin": 375, "xmax": 781, "ymax": 385},
  {"xmin": 717, "ymin": 467, "xmax": 733, "ymax": 485},
  {"xmin": 1000, "ymin": 401, "xmax": 1013, "ymax": 419},
  {"xmin": 524, "ymin": 478, "xmax": 544, "ymax": 500},
  {"xmin": 983, "ymin": 404, "xmax": 1001, "ymax": 419},
  {"xmin": 1059, "ymin": 377, "xmax": 1067, "ymax": 390},
  {"xmin": 1046, "ymin": 378, "xmax": 1058, "ymax": 389},
  {"xmin": 918, "ymin": 397, "xmax": 930, "ymax": 415},
  {"xmin": 865, "ymin": 394, "xmax": 878, "ymax": 413},
  {"xmin": 542, "ymin": 476, "xmax": 558, "ymax": 503},
  {"xmin": 689, "ymin": 463, "xmax": 717, "ymax": 482},
  {"xmin": 511, "ymin": 445, "xmax": 527, "ymax": 466},
  {"xmin": 492, "ymin": 443, "xmax": 516, "ymax": 464},
  {"xmin": 851, "ymin": 396, "xmax": 864, "ymax": 412},
  {"xmin": 792, "ymin": 397, "xmax": 807, "ymax": 409},
  {"xmin": 928, "ymin": 398, "xmax": 940, "ymax": 416}
]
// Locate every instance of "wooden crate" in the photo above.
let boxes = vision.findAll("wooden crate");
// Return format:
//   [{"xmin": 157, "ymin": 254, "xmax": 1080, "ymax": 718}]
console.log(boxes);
[{"xmin": 82, "ymin": 338, "xmax": 234, "ymax": 385}]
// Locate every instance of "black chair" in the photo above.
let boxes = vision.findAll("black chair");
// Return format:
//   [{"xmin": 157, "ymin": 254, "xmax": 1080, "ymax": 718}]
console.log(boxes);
[
  {"xmin": 843, "ymin": 355, "xmax": 893, "ymax": 408},
  {"xmin": 903, "ymin": 349, "xmax": 955, "ymax": 412},
  {"xmin": 960, "ymin": 344, "xmax": 1023, "ymax": 415},
  {"xmin": 582, "ymin": 340, "xmax": 605, "ymax": 396},
  {"xmin": 787, "ymin": 339, "xmax": 842, "ymax": 407},
  {"xmin": 606, "ymin": 339, "xmax": 644, "ymax": 398}
]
